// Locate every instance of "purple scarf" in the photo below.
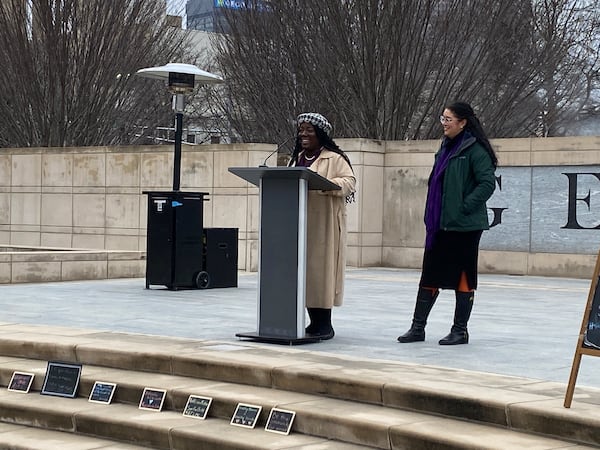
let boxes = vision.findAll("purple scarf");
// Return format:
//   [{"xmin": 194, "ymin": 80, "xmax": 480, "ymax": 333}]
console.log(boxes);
[{"xmin": 424, "ymin": 133, "xmax": 465, "ymax": 249}]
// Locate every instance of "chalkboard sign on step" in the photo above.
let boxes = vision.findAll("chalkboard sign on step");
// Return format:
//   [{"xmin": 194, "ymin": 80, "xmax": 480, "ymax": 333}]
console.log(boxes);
[
  {"xmin": 265, "ymin": 408, "xmax": 295, "ymax": 435},
  {"xmin": 230, "ymin": 403, "xmax": 261, "ymax": 428},
  {"xmin": 88, "ymin": 381, "xmax": 116, "ymax": 404},
  {"xmin": 139, "ymin": 388, "xmax": 166, "ymax": 411},
  {"xmin": 41, "ymin": 362, "xmax": 82, "ymax": 398},
  {"xmin": 182, "ymin": 395, "xmax": 212, "ymax": 419},
  {"xmin": 8, "ymin": 372, "xmax": 34, "ymax": 393}
]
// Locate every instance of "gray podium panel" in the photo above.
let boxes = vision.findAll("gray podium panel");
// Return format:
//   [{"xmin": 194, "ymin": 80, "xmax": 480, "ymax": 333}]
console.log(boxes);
[{"xmin": 258, "ymin": 177, "xmax": 302, "ymax": 338}]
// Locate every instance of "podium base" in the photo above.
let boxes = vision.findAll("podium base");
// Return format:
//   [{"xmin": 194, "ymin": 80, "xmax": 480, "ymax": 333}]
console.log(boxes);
[{"xmin": 236, "ymin": 331, "xmax": 321, "ymax": 345}]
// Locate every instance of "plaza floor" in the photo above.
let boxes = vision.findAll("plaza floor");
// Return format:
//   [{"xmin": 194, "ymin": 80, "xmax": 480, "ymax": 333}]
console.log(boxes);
[{"xmin": 0, "ymin": 267, "xmax": 597, "ymax": 389}]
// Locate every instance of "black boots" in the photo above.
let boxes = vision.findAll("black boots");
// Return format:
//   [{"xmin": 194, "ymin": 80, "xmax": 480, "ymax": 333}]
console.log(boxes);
[
  {"xmin": 398, "ymin": 289, "xmax": 474, "ymax": 345},
  {"xmin": 397, "ymin": 288, "xmax": 439, "ymax": 343},
  {"xmin": 438, "ymin": 291, "xmax": 474, "ymax": 345},
  {"xmin": 306, "ymin": 308, "xmax": 335, "ymax": 340}
]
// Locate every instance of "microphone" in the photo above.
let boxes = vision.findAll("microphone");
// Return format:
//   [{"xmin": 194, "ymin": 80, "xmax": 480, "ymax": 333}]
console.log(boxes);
[{"xmin": 259, "ymin": 135, "xmax": 295, "ymax": 167}]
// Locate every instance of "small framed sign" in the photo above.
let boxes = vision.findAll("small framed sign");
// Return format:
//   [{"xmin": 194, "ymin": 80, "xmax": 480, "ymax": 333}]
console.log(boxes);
[
  {"xmin": 265, "ymin": 408, "xmax": 296, "ymax": 435},
  {"xmin": 7, "ymin": 371, "xmax": 34, "ymax": 393},
  {"xmin": 41, "ymin": 361, "xmax": 82, "ymax": 398},
  {"xmin": 182, "ymin": 395, "xmax": 212, "ymax": 420},
  {"xmin": 230, "ymin": 403, "xmax": 262, "ymax": 428},
  {"xmin": 88, "ymin": 381, "xmax": 117, "ymax": 404},
  {"xmin": 139, "ymin": 388, "xmax": 166, "ymax": 411}
]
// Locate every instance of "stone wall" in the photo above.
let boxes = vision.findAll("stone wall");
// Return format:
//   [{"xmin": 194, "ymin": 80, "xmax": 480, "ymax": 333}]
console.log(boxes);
[
  {"xmin": 0, "ymin": 246, "xmax": 145, "ymax": 283},
  {"xmin": 380, "ymin": 136, "xmax": 600, "ymax": 279},
  {"xmin": 0, "ymin": 144, "xmax": 273, "ymax": 272},
  {"xmin": 1, "ymin": 136, "xmax": 599, "ymax": 279}
]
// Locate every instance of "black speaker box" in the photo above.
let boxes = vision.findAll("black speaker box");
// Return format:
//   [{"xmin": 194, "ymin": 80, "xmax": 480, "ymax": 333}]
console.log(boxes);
[
  {"xmin": 203, "ymin": 228, "xmax": 238, "ymax": 288},
  {"xmin": 145, "ymin": 192, "xmax": 206, "ymax": 289}
]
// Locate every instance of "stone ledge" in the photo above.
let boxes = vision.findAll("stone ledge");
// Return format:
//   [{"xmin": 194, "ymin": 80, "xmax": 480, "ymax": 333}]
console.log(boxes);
[
  {"xmin": 0, "ymin": 245, "xmax": 144, "ymax": 283},
  {"xmin": 0, "ymin": 354, "xmax": 592, "ymax": 450},
  {"xmin": 0, "ymin": 422, "xmax": 149, "ymax": 449},
  {"xmin": 383, "ymin": 246, "xmax": 597, "ymax": 279},
  {"xmin": 0, "ymin": 325, "xmax": 597, "ymax": 447}
]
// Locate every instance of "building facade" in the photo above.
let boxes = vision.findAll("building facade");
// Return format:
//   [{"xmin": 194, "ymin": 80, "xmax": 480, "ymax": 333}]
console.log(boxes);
[{"xmin": 187, "ymin": 0, "xmax": 224, "ymax": 32}]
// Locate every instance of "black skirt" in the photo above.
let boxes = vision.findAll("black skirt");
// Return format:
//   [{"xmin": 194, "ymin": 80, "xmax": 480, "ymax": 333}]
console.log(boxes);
[{"xmin": 419, "ymin": 230, "xmax": 483, "ymax": 290}]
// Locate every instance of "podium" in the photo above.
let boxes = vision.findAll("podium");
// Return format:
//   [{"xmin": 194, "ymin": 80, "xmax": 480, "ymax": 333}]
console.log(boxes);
[{"xmin": 229, "ymin": 167, "xmax": 340, "ymax": 344}]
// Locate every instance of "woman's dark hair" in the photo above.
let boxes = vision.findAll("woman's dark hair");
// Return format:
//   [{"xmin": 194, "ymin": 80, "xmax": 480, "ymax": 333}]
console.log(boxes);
[{"xmin": 446, "ymin": 101, "xmax": 498, "ymax": 168}]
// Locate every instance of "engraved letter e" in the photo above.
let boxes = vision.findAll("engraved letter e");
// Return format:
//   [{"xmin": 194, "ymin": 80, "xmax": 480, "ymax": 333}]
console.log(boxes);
[{"xmin": 562, "ymin": 172, "xmax": 600, "ymax": 229}]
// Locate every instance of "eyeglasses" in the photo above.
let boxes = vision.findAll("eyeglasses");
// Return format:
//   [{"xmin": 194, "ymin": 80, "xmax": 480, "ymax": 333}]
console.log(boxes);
[{"xmin": 439, "ymin": 116, "xmax": 456, "ymax": 124}]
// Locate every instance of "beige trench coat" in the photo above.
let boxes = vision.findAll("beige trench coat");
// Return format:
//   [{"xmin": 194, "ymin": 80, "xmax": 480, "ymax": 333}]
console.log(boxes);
[{"xmin": 301, "ymin": 149, "xmax": 356, "ymax": 308}]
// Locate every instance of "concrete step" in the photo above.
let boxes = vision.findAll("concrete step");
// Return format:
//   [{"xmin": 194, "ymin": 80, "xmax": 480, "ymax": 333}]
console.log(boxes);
[
  {"xmin": 0, "ymin": 358, "xmax": 593, "ymax": 450},
  {"xmin": 0, "ymin": 421, "xmax": 147, "ymax": 449},
  {"xmin": 0, "ymin": 390, "xmax": 370, "ymax": 449},
  {"xmin": 0, "ymin": 324, "xmax": 598, "ymax": 448}
]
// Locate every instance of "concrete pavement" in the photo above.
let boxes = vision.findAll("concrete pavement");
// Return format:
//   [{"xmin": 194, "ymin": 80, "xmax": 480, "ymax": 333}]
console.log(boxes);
[{"xmin": 0, "ymin": 267, "xmax": 597, "ymax": 390}]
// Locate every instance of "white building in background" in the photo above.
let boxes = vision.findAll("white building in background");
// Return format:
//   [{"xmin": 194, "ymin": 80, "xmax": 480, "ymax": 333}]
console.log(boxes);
[{"xmin": 186, "ymin": 0, "xmax": 254, "ymax": 32}]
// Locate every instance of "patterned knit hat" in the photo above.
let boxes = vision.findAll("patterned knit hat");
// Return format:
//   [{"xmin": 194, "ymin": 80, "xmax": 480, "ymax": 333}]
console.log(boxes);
[{"xmin": 297, "ymin": 112, "xmax": 332, "ymax": 137}]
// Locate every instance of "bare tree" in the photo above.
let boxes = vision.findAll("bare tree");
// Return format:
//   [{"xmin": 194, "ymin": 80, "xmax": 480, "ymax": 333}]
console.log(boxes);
[
  {"xmin": 531, "ymin": 0, "xmax": 600, "ymax": 136},
  {"xmin": 0, "ymin": 0, "xmax": 191, "ymax": 148},
  {"xmin": 211, "ymin": 0, "xmax": 599, "ymax": 142},
  {"xmin": 180, "ymin": 31, "xmax": 233, "ymax": 144}
]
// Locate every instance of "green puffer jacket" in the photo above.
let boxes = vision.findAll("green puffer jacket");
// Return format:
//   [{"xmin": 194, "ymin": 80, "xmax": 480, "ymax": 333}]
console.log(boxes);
[{"xmin": 435, "ymin": 135, "xmax": 496, "ymax": 231}]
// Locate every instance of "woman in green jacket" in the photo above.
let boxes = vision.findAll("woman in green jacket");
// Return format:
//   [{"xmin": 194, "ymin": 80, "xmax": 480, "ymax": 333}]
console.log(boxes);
[{"xmin": 398, "ymin": 102, "xmax": 497, "ymax": 345}]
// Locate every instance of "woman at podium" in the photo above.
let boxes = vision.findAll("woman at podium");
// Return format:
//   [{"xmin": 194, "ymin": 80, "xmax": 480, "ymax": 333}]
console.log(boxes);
[{"xmin": 288, "ymin": 112, "xmax": 356, "ymax": 340}]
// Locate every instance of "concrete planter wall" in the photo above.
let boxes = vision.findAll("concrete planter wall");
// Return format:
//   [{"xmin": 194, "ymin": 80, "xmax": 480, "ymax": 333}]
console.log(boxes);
[
  {"xmin": 0, "ymin": 246, "xmax": 145, "ymax": 283},
  {"xmin": 0, "ymin": 136, "xmax": 599, "ymax": 280}
]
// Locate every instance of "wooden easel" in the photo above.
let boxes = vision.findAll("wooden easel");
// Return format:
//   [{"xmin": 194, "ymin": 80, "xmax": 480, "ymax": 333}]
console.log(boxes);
[{"xmin": 564, "ymin": 249, "xmax": 600, "ymax": 408}]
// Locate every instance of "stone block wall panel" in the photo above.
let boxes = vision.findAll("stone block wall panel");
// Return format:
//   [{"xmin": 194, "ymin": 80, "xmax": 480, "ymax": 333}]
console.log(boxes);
[{"xmin": 0, "ymin": 138, "xmax": 598, "ymax": 279}]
